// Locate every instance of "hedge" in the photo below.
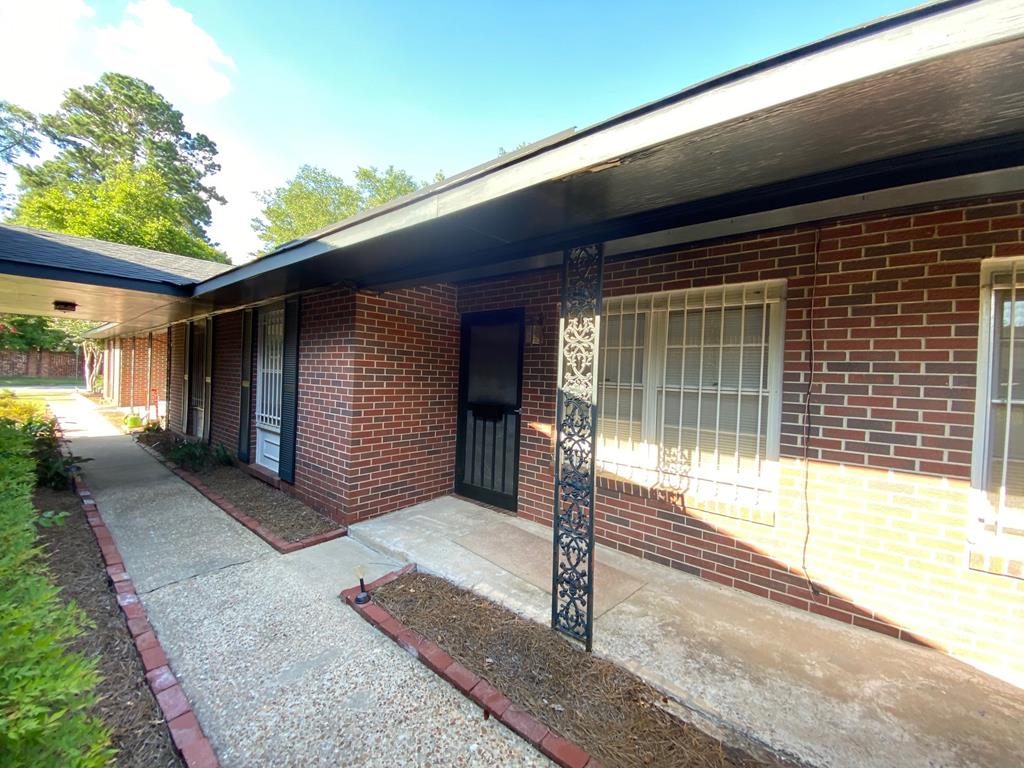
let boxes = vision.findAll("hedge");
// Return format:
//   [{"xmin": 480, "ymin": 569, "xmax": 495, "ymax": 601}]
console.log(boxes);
[{"xmin": 0, "ymin": 421, "xmax": 113, "ymax": 766}]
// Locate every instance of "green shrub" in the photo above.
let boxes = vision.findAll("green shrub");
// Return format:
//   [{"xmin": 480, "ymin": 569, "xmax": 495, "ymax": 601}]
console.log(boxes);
[
  {"xmin": 167, "ymin": 439, "xmax": 211, "ymax": 472},
  {"xmin": 0, "ymin": 391, "xmax": 87, "ymax": 490},
  {"xmin": 212, "ymin": 444, "xmax": 234, "ymax": 467},
  {"xmin": 0, "ymin": 394, "xmax": 45, "ymax": 425},
  {"xmin": 0, "ymin": 423, "xmax": 113, "ymax": 767}
]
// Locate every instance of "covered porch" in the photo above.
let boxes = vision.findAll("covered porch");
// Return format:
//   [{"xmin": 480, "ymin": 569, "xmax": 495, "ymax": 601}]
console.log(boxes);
[{"xmin": 349, "ymin": 495, "xmax": 1024, "ymax": 768}]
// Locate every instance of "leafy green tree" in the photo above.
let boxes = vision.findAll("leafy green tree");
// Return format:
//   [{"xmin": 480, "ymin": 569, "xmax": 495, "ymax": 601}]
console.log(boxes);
[
  {"xmin": 18, "ymin": 73, "xmax": 222, "ymax": 235},
  {"xmin": 251, "ymin": 165, "xmax": 361, "ymax": 251},
  {"xmin": 0, "ymin": 315, "xmax": 98, "ymax": 352},
  {"xmin": 0, "ymin": 102, "xmax": 39, "ymax": 209},
  {"xmin": 11, "ymin": 73, "xmax": 225, "ymax": 260},
  {"xmin": 252, "ymin": 164, "xmax": 442, "ymax": 254},
  {"xmin": 13, "ymin": 162, "xmax": 227, "ymax": 262}
]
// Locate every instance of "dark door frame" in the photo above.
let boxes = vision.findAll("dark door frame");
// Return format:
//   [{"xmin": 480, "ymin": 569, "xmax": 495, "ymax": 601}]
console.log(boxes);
[{"xmin": 455, "ymin": 308, "xmax": 525, "ymax": 511}]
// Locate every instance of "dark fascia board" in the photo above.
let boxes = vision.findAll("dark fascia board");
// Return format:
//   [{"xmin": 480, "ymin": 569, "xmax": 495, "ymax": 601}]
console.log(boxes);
[
  {"xmin": 194, "ymin": 0, "xmax": 1023, "ymax": 299},
  {"xmin": 0, "ymin": 259, "xmax": 191, "ymax": 297}
]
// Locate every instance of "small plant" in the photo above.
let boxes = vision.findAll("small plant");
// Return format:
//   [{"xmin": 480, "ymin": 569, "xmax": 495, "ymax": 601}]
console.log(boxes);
[
  {"xmin": 35, "ymin": 509, "xmax": 69, "ymax": 528},
  {"xmin": 142, "ymin": 421, "xmax": 164, "ymax": 434},
  {"xmin": 167, "ymin": 439, "xmax": 212, "ymax": 473},
  {"xmin": 212, "ymin": 444, "xmax": 234, "ymax": 467}
]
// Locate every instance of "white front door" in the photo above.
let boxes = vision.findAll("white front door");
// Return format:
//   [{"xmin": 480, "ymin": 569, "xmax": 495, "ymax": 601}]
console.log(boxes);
[{"xmin": 255, "ymin": 305, "xmax": 284, "ymax": 474}]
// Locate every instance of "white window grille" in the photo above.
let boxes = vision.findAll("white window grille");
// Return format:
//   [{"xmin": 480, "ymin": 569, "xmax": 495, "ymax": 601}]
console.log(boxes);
[
  {"xmin": 972, "ymin": 259, "xmax": 1024, "ymax": 548},
  {"xmin": 598, "ymin": 280, "xmax": 784, "ymax": 509},
  {"xmin": 256, "ymin": 305, "xmax": 284, "ymax": 431}
]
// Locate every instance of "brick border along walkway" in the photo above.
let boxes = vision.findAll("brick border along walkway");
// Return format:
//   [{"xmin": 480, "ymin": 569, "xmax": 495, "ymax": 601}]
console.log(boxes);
[
  {"xmin": 135, "ymin": 440, "xmax": 347, "ymax": 553},
  {"xmin": 54, "ymin": 425, "xmax": 219, "ymax": 768},
  {"xmin": 342, "ymin": 568, "xmax": 598, "ymax": 768}
]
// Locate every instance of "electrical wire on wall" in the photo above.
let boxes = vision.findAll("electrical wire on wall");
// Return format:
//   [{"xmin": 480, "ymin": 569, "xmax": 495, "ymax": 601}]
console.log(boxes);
[{"xmin": 800, "ymin": 227, "xmax": 822, "ymax": 597}]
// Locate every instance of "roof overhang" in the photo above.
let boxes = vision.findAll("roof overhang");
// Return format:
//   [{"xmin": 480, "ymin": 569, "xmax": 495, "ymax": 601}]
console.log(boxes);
[
  {"xmin": 8, "ymin": 0, "xmax": 1024, "ymax": 340},
  {"xmin": 190, "ymin": 0, "xmax": 1024, "ymax": 310}
]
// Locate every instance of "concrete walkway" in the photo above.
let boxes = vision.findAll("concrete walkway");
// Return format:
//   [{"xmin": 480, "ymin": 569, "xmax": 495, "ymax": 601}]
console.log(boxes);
[
  {"xmin": 351, "ymin": 496, "xmax": 1024, "ymax": 768},
  {"xmin": 47, "ymin": 394, "xmax": 550, "ymax": 767}
]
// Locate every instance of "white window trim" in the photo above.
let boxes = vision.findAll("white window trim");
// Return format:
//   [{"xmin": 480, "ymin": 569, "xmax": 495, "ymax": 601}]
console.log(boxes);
[
  {"xmin": 255, "ymin": 304, "xmax": 285, "ymax": 433},
  {"xmin": 596, "ymin": 279, "xmax": 786, "ymax": 508},
  {"xmin": 970, "ymin": 256, "xmax": 1024, "ymax": 552}
]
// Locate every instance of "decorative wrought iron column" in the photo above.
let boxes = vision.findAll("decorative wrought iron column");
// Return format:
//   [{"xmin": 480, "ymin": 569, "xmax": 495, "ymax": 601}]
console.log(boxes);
[{"xmin": 551, "ymin": 243, "xmax": 603, "ymax": 651}]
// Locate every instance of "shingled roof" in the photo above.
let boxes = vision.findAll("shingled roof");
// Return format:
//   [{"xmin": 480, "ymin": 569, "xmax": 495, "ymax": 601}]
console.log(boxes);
[{"xmin": 0, "ymin": 224, "xmax": 231, "ymax": 288}]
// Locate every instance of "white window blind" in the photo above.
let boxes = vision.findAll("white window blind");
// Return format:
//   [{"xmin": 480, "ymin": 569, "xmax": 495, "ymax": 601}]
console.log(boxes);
[
  {"xmin": 256, "ymin": 306, "xmax": 284, "ymax": 431},
  {"xmin": 975, "ymin": 261, "xmax": 1024, "ymax": 541},
  {"xmin": 598, "ymin": 281, "xmax": 784, "ymax": 508}
]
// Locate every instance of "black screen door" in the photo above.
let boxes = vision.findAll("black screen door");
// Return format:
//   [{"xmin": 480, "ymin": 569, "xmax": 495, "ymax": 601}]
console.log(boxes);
[{"xmin": 455, "ymin": 309, "xmax": 524, "ymax": 510}]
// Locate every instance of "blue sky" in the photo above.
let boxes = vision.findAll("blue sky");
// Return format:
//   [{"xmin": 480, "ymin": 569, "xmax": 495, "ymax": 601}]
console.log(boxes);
[{"xmin": 1, "ymin": 0, "xmax": 916, "ymax": 261}]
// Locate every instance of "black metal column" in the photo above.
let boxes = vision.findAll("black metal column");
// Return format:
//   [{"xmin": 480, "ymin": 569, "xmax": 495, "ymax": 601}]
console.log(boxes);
[{"xmin": 551, "ymin": 243, "xmax": 603, "ymax": 651}]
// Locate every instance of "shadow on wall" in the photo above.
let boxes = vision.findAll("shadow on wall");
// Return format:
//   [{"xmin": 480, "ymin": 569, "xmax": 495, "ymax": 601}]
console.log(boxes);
[{"xmin": 586, "ymin": 457, "xmax": 1024, "ymax": 688}]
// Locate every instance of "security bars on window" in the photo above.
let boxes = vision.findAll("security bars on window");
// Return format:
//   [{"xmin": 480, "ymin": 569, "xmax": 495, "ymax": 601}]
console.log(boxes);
[
  {"xmin": 597, "ymin": 280, "xmax": 784, "ymax": 509},
  {"xmin": 983, "ymin": 262, "xmax": 1024, "ymax": 538},
  {"xmin": 256, "ymin": 306, "xmax": 285, "ymax": 431}
]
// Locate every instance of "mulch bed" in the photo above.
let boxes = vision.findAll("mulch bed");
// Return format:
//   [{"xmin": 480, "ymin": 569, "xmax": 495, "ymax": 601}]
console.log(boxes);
[
  {"xmin": 34, "ymin": 487, "xmax": 182, "ymax": 768},
  {"xmin": 137, "ymin": 431, "xmax": 341, "ymax": 544},
  {"xmin": 374, "ymin": 572, "xmax": 780, "ymax": 768}
]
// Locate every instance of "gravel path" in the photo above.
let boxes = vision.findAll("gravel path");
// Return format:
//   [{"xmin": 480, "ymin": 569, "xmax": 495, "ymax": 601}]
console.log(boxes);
[{"xmin": 49, "ymin": 393, "xmax": 550, "ymax": 767}]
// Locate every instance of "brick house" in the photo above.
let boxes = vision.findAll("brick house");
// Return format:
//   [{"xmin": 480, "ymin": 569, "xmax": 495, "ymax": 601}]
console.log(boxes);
[{"xmin": 2, "ymin": 2, "xmax": 1023, "ymax": 685}]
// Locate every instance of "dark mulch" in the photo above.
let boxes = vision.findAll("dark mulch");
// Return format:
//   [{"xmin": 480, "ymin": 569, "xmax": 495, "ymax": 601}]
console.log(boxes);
[
  {"xmin": 137, "ymin": 431, "xmax": 341, "ymax": 543},
  {"xmin": 374, "ymin": 572, "xmax": 781, "ymax": 768},
  {"xmin": 34, "ymin": 487, "xmax": 182, "ymax": 768}
]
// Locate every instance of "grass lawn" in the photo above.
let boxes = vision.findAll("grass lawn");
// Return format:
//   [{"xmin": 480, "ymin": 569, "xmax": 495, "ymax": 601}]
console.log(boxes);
[{"xmin": 0, "ymin": 376, "xmax": 81, "ymax": 388}]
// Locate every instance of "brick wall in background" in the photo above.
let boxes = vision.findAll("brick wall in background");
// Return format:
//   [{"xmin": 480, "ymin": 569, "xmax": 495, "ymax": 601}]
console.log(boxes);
[
  {"xmin": 115, "ymin": 332, "xmax": 167, "ymax": 413},
  {"xmin": 167, "ymin": 323, "xmax": 186, "ymax": 432},
  {"xmin": 457, "ymin": 195, "xmax": 1024, "ymax": 685},
  {"xmin": 0, "ymin": 349, "xmax": 79, "ymax": 378},
  {"xmin": 209, "ymin": 311, "xmax": 243, "ymax": 451}
]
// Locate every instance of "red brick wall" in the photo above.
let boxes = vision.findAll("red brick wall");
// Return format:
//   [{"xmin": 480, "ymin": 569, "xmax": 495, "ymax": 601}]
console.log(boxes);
[
  {"xmin": 0, "ymin": 349, "xmax": 79, "ymax": 378},
  {"xmin": 283, "ymin": 285, "xmax": 460, "ymax": 522},
  {"xmin": 458, "ymin": 195, "xmax": 1024, "ymax": 684},
  {"xmin": 112, "ymin": 332, "xmax": 167, "ymax": 415},
  {"xmin": 168, "ymin": 323, "xmax": 186, "ymax": 431},
  {"xmin": 210, "ymin": 311, "xmax": 243, "ymax": 451}
]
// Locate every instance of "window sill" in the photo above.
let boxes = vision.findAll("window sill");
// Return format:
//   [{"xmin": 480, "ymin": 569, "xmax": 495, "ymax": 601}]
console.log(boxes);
[
  {"xmin": 596, "ymin": 472, "xmax": 776, "ymax": 526},
  {"xmin": 968, "ymin": 541, "xmax": 1024, "ymax": 580}
]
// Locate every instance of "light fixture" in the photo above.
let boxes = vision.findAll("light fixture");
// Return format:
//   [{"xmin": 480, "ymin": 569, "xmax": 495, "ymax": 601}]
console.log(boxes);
[
  {"xmin": 354, "ymin": 564, "xmax": 370, "ymax": 605},
  {"xmin": 53, "ymin": 300, "xmax": 77, "ymax": 313}
]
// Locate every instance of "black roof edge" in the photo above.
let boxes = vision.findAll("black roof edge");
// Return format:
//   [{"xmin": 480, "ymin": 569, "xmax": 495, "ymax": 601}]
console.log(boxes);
[
  {"xmin": 246, "ymin": 0, "xmax": 977, "ymax": 263},
  {"xmin": 0, "ymin": 259, "xmax": 192, "ymax": 297}
]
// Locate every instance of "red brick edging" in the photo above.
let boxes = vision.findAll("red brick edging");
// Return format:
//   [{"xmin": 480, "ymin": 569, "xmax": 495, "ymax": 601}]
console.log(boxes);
[
  {"xmin": 61, "ymin": 468, "xmax": 219, "ymax": 767},
  {"xmin": 135, "ymin": 440, "xmax": 347, "ymax": 553},
  {"xmin": 341, "ymin": 566, "xmax": 599, "ymax": 768}
]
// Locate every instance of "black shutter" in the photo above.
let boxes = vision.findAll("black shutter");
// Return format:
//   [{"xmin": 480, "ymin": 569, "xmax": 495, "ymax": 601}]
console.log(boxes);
[
  {"xmin": 181, "ymin": 322, "xmax": 191, "ymax": 434},
  {"xmin": 278, "ymin": 297, "xmax": 300, "ymax": 483},
  {"xmin": 238, "ymin": 309, "xmax": 254, "ymax": 462},
  {"xmin": 202, "ymin": 317, "xmax": 214, "ymax": 443}
]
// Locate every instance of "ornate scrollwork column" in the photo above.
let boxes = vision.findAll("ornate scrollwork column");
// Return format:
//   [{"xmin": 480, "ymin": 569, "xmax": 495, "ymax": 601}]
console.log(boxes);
[{"xmin": 551, "ymin": 243, "xmax": 603, "ymax": 650}]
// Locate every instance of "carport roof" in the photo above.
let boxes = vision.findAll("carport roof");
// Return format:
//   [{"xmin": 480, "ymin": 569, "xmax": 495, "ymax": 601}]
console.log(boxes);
[{"xmin": 0, "ymin": 225, "xmax": 231, "ymax": 290}]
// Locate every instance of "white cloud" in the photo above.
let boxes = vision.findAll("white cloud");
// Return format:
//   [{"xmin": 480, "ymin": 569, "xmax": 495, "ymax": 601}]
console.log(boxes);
[
  {"xmin": 0, "ymin": 0, "xmax": 97, "ymax": 112},
  {"xmin": 96, "ymin": 0, "xmax": 235, "ymax": 107},
  {"xmin": 0, "ymin": 0, "xmax": 265, "ymax": 261}
]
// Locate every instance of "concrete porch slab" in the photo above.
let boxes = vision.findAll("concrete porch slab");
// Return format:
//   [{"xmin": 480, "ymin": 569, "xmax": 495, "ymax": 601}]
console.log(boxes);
[
  {"xmin": 454, "ymin": 520, "xmax": 645, "ymax": 617},
  {"xmin": 350, "ymin": 495, "xmax": 1024, "ymax": 768}
]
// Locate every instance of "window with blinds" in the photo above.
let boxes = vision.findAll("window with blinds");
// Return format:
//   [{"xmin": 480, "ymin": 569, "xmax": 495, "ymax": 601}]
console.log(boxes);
[
  {"xmin": 597, "ymin": 281, "xmax": 784, "ymax": 508},
  {"xmin": 256, "ymin": 305, "xmax": 284, "ymax": 431},
  {"xmin": 974, "ymin": 260, "xmax": 1024, "ymax": 544}
]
